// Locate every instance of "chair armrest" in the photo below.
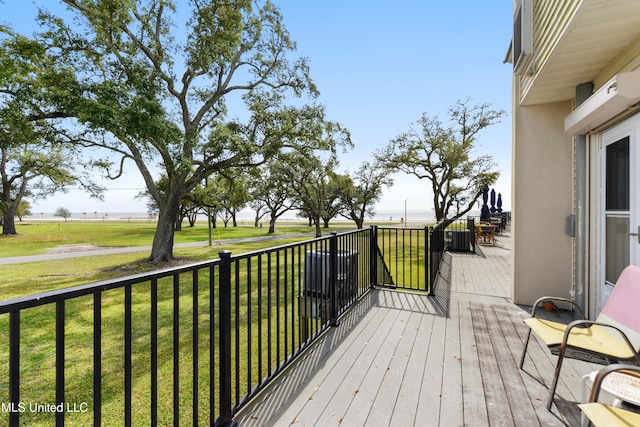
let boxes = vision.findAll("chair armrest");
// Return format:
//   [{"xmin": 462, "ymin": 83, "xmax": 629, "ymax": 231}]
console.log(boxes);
[
  {"xmin": 589, "ymin": 363, "xmax": 640, "ymax": 402},
  {"xmin": 530, "ymin": 296, "xmax": 586, "ymax": 319},
  {"xmin": 562, "ymin": 320, "xmax": 640, "ymax": 362}
]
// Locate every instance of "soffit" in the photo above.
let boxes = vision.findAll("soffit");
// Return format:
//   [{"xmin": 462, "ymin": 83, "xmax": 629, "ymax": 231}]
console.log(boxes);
[{"xmin": 521, "ymin": 0, "xmax": 640, "ymax": 105}]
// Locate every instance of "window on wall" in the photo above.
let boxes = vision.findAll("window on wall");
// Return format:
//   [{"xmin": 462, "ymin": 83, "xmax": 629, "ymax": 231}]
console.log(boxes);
[
  {"xmin": 606, "ymin": 137, "xmax": 630, "ymax": 211},
  {"xmin": 513, "ymin": 0, "xmax": 533, "ymax": 74},
  {"xmin": 605, "ymin": 137, "xmax": 630, "ymax": 284}
]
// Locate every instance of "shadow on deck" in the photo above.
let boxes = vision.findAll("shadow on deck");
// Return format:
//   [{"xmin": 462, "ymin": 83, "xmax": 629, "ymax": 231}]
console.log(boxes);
[{"xmin": 234, "ymin": 229, "xmax": 597, "ymax": 427}]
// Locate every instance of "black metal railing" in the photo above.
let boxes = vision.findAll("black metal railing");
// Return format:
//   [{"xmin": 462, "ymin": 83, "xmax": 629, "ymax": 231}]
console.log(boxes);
[
  {"xmin": 376, "ymin": 226, "xmax": 432, "ymax": 293},
  {"xmin": 0, "ymin": 225, "xmax": 449, "ymax": 426},
  {"xmin": 219, "ymin": 228, "xmax": 374, "ymax": 422},
  {"xmin": 0, "ymin": 260, "xmax": 228, "ymax": 426},
  {"xmin": 375, "ymin": 218, "xmax": 474, "ymax": 295}
]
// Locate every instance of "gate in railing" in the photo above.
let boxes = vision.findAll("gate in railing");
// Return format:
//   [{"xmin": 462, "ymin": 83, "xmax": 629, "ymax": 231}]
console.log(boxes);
[
  {"xmin": 375, "ymin": 219, "xmax": 473, "ymax": 295},
  {"xmin": 0, "ymin": 224, "xmax": 455, "ymax": 426},
  {"xmin": 376, "ymin": 226, "xmax": 434, "ymax": 294}
]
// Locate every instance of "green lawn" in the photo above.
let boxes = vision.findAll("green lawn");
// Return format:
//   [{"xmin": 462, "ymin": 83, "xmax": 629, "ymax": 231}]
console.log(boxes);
[
  {"xmin": 0, "ymin": 220, "xmax": 419, "ymax": 426},
  {"xmin": 0, "ymin": 224, "xmax": 343, "ymax": 426},
  {"xmin": 0, "ymin": 220, "xmax": 356, "ymax": 258},
  {"xmin": 0, "ymin": 219, "xmax": 359, "ymax": 301}
]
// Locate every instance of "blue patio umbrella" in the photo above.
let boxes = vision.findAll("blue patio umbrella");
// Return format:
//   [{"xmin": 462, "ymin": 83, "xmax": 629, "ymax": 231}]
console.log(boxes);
[
  {"xmin": 497, "ymin": 193, "xmax": 503, "ymax": 213},
  {"xmin": 481, "ymin": 184, "xmax": 490, "ymax": 221},
  {"xmin": 490, "ymin": 188, "xmax": 496, "ymax": 213},
  {"xmin": 481, "ymin": 205, "xmax": 491, "ymax": 222}
]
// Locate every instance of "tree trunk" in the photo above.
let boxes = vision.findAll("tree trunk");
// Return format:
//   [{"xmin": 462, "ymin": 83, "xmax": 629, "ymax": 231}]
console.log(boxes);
[
  {"xmin": 434, "ymin": 201, "xmax": 446, "ymax": 222},
  {"xmin": 268, "ymin": 211, "xmax": 277, "ymax": 233},
  {"xmin": 313, "ymin": 217, "xmax": 321, "ymax": 237},
  {"xmin": 187, "ymin": 212, "xmax": 197, "ymax": 227},
  {"xmin": 2, "ymin": 205, "xmax": 17, "ymax": 235},
  {"xmin": 149, "ymin": 190, "xmax": 183, "ymax": 263},
  {"xmin": 439, "ymin": 218, "xmax": 455, "ymax": 229},
  {"xmin": 322, "ymin": 217, "xmax": 330, "ymax": 228}
]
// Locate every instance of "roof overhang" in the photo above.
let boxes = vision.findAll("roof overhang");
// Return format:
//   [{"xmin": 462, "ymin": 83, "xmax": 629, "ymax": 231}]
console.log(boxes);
[
  {"xmin": 520, "ymin": 0, "xmax": 640, "ymax": 106},
  {"xmin": 564, "ymin": 70, "xmax": 640, "ymax": 135}
]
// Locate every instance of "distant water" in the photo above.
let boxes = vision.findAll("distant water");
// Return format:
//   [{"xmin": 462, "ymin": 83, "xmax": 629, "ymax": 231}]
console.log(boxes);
[
  {"xmin": 26, "ymin": 212, "xmax": 156, "ymax": 221},
  {"xmin": 26, "ymin": 208, "xmax": 483, "ymax": 223},
  {"xmin": 372, "ymin": 210, "xmax": 436, "ymax": 222}
]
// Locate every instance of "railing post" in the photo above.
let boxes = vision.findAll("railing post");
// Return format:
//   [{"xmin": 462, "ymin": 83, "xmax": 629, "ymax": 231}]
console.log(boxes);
[
  {"xmin": 467, "ymin": 217, "xmax": 476, "ymax": 253},
  {"xmin": 56, "ymin": 300, "xmax": 66, "ymax": 426},
  {"xmin": 428, "ymin": 225, "xmax": 440, "ymax": 296},
  {"xmin": 9, "ymin": 311, "xmax": 20, "ymax": 427},
  {"xmin": 216, "ymin": 250, "xmax": 235, "ymax": 427},
  {"xmin": 424, "ymin": 226, "xmax": 430, "ymax": 294},
  {"xmin": 94, "ymin": 292, "xmax": 102, "ymax": 427},
  {"xmin": 329, "ymin": 233, "xmax": 339, "ymax": 327},
  {"xmin": 370, "ymin": 225, "xmax": 378, "ymax": 287}
]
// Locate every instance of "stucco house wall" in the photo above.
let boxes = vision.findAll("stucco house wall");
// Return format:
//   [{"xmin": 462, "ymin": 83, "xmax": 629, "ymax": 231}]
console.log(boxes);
[{"xmin": 512, "ymin": 101, "xmax": 573, "ymax": 304}]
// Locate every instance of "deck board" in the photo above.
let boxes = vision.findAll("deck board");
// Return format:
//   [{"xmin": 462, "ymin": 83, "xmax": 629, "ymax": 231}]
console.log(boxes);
[
  {"xmin": 469, "ymin": 303, "xmax": 515, "ymax": 426},
  {"xmin": 439, "ymin": 299, "xmax": 464, "ymax": 427},
  {"xmin": 288, "ymin": 298, "xmax": 392, "ymax": 425},
  {"xmin": 389, "ymin": 312, "xmax": 433, "ymax": 426},
  {"xmin": 234, "ymin": 230, "xmax": 595, "ymax": 426},
  {"xmin": 459, "ymin": 299, "xmax": 489, "ymax": 426},
  {"xmin": 338, "ymin": 308, "xmax": 411, "ymax": 426},
  {"xmin": 414, "ymin": 295, "xmax": 448, "ymax": 424},
  {"xmin": 236, "ymin": 290, "xmax": 592, "ymax": 426},
  {"xmin": 481, "ymin": 302, "xmax": 540, "ymax": 426},
  {"xmin": 365, "ymin": 310, "xmax": 421, "ymax": 425}
]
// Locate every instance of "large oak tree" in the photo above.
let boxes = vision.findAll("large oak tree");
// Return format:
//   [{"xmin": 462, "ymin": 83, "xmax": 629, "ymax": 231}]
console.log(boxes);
[
  {"xmin": 0, "ymin": 31, "xmax": 100, "ymax": 235},
  {"xmin": 39, "ymin": 0, "xmax": 331, "ymax": 262},
  {"xmin": 249, "ymin": 154, "xmax": 297, "ymax": 234},
  {"xmin": 338, "ymin": 161, "xmax": 393, "ymax": 229},
  {"xmin": 378, "ymin": 98, "xmax": 504, "ymax": 225}
]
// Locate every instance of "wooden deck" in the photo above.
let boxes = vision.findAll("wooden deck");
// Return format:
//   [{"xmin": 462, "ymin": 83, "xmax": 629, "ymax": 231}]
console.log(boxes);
[{"xmin": 234, "ymin": 230, "xmax": 599, "ymax": 426}]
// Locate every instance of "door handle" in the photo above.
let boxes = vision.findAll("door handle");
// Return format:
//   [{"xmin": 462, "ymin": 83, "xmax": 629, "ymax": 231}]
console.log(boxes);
[{"xmin": 626, "ymin": 225, "xmax": 640, "ymax": 244}]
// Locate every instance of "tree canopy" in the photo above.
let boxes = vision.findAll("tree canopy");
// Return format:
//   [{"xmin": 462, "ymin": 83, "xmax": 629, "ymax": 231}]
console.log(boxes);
[
  {"xmin": 31, "ymin": 0, "xmax": 348, "ymax": 262},
  {"xmin": 2, "ymin": 2, "xmax": 508, "ymax": 245},
  {"xmin": 338, "ymin": 161, "xmax": 393, "ymax": 229},
  {"xmin": 378, "ymin": 98, "xmax": 504, "ymax": 224},
  {"xmin": 0, "ymin": 30, "xmax": 101, "ymax": 235}
]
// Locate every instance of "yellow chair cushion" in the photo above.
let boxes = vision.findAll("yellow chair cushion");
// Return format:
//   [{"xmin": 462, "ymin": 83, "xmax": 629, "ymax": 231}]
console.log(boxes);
[
  {"xmin": 579, "ymin": 403, "xmax": 640, "ymax": 427},
  {"xmin": 524, "ymin": 318, "xmax": 637, "ymax": 360}
]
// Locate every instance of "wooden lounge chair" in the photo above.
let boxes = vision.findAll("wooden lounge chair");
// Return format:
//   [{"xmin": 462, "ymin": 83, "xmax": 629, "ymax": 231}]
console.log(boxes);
[
  {"xmin": 519, "ymin": 264, "xmax": 640, "ymax": 411},
  {"xmin": 579, "ymin": 364, "xmax": 640, "ymax": 427}
]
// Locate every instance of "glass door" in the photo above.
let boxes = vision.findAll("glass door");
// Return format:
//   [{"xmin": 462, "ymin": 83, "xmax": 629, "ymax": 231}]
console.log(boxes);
[{"xmin": 601, "ymin": 114, "xmax": 639, "ymax": 310}]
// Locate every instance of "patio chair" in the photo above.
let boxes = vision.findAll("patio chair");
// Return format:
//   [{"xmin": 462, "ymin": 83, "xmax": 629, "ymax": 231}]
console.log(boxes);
[
  {"xmin": 519, "ymin": 264, "xmax": 640, "ymax": 411},
  {"xmin": 579, "ymin": 364, "xmax": 640, "ymax": 426},
  {"xmin": 475, "ymin": 223, "xmax": 496, "ymax": 245}
]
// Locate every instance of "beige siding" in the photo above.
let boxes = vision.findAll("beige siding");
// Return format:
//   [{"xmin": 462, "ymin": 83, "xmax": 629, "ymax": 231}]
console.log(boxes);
[{"xmin": 520, "ymin": 0, "xmax": 581, "ymax": 103}]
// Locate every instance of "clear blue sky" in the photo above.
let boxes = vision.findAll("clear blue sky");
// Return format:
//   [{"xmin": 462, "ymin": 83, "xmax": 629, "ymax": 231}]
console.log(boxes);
[{"xmin": 2, "ymin": 0, "xmax": 513, "ymax": 215}]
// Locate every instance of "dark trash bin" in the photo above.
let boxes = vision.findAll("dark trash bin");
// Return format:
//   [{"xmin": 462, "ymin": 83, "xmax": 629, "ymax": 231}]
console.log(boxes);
[
  {"xmin": 303, "ymin": 250, "xmax": 358, "ymax": 299},
  {"xmin": 445, "ymin": 230, "xmax": 471, "ymax": 252}
]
